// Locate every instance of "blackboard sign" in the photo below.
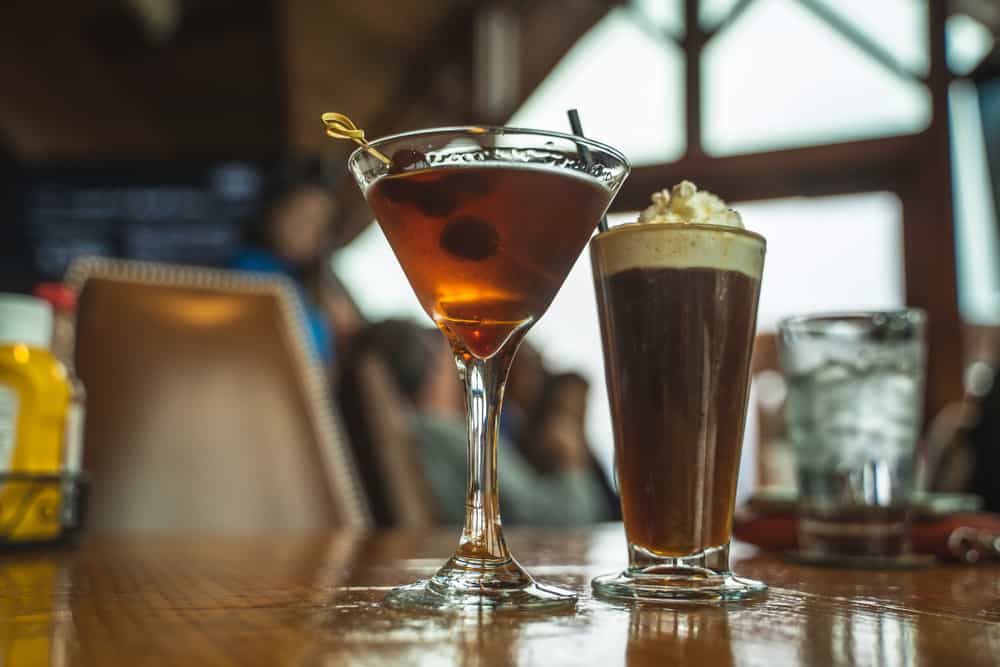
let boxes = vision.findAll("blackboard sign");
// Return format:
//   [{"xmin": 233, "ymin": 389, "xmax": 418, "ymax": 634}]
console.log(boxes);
[{"xmin": 3, "ymin": 160, "xmax": 267, "ymax": 292}]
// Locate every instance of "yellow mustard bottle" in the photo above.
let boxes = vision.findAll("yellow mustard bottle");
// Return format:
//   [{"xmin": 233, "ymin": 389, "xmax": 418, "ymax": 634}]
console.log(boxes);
[{"xmin": 0, "ymin": 294, "xmax": 69, "ymax": 542}]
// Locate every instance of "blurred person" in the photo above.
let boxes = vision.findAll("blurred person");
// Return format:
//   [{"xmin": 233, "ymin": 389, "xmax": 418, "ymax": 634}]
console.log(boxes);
[
  {"xmin": 317, "ymin": 264, "xmax": 367, "ymax": 358},
  {"xmin": 518, "ymin": 372, "xmax": 621, "ymax": 520},
  {"xmin": 501, "ymin": 341, "xmax": 546, "ymax": 445},
  {"xmin": 231, "ymin": 168, "xmax": 338, "ymax": 366},
  {"xmin": 929, "ymin": 362, "xmax": 1000, "ymax": 511},
  {"xmin": 340, "ymin": 319, "xmax": 615, "ymax": 525},
  {"xmin": 518, "ymin": 372, "xmax": 590, "ymax": 475}
]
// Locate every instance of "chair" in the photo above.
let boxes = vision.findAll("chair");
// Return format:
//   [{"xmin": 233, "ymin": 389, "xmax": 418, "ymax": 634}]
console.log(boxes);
[
  {"xmin": 67, "ymin": 258, "xmax": 371, "ymax": 533},
  {"xmin": 338, "ymin": 351, "xmax": 439, "ymax": 527}
]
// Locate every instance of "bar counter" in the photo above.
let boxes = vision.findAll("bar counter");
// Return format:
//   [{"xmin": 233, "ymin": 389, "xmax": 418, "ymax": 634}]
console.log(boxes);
[{"xmin": 1, "ymin": 525, "xmax": 997, "ymax": 665}]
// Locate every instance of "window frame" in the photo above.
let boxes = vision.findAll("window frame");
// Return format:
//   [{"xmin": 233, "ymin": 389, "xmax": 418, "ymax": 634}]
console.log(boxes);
[{"xmin": 609, "ymin": 0, "xmax": 962, "ymax": 424}]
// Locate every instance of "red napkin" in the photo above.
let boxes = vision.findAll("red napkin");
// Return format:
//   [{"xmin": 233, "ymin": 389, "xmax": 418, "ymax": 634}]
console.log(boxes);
[{"xmin": 733, "ymin": 510, "xmax": 1000, "ymax": 562}]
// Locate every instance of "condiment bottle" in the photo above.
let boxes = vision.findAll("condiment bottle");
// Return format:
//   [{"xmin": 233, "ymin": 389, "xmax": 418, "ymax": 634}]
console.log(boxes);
[
  {"xmin": 33, "ymin": 283, "xmax": 86, "ymax": 484},
  {"xmin": 0, "ymin": 294, "xmax": 70, "ymax": 541}
]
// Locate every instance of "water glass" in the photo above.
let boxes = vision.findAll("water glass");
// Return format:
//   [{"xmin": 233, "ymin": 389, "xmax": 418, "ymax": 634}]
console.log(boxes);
[{"xmin": 778, "ymin": 310, "xmax": 926, "ymax": 558}]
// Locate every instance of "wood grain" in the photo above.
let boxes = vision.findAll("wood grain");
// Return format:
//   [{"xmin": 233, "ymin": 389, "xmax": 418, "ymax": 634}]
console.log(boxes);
[{"xmin": 0, "ymin": 526, "xmax": 996, "ymax": 666}]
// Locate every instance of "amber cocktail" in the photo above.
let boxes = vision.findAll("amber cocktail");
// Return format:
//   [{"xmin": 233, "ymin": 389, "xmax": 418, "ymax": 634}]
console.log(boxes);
[
  {"xmin": 349, "ymin": 127, "xmax": 629, "ymax": 610},
  {"xmin": 368, "ymin": 164, "xmax": 611, "ymax": 359}
]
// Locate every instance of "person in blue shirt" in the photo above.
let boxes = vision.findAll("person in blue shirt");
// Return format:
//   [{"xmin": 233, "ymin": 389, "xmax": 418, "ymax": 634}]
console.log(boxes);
[{"xmin": 231, "ymin": 171, "xmax": 339, "ymax": 367}]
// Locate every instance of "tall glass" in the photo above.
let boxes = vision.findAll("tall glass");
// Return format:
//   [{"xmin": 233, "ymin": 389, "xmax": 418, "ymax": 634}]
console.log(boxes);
[
  {"xmin": 348, "ymin": 127, "xmax": 630, "ymax": 610},
  {"xmin": 590, "ymin": 222, "xmax": 767, "ymax": 602},
  {"xmin": 779, "ymin": 310, "xmax": 926, "ymax": 559}
]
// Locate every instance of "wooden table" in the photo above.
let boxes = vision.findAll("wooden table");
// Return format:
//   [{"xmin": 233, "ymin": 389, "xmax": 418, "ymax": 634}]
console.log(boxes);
[{"xmin": 0, "ymin": 525, "xmax": 998, "ymax": 666}]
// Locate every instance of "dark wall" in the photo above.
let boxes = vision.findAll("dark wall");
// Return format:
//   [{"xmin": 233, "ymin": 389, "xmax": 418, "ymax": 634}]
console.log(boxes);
[{"xmin": 1, "ymin": 146, "xmax": 34, "ymax": 293}]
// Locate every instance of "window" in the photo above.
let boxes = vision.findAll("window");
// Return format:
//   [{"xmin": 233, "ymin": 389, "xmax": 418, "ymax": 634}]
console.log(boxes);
[
  {"xmin": 947, "ymin": 14, "xmax": 995, "ymax": 76},
  {"xmin": 814, "ymin": 0, "xmax": 929, "ymax": 75},
  {"xmin": 525, "ymin": 194, "xmax": 904, "ymax": 478},
  {"xmin": 509, "ymin": 7, "xmax": 685, "ymax": 166},
  {"xmin": 702, "ymin": 0, "xmax": 931, "ymax": 155},
  {"xmin": 333, "ymin": 225, "xmax": 426, "ymax": 323},
  {"xmin": 332, "ymin": 1, "xmax": 997, "ymax": 481},
  {"xmin": 951, "ymin": 80, "xmax": 1000, "ymax": 323},
  {"xmin": 631, "ymin": 0, "xmax": 683, "ymax": 38},
  {"xmin": 700, "ymin": 0, "xmax": 741, "ymax": 30}
]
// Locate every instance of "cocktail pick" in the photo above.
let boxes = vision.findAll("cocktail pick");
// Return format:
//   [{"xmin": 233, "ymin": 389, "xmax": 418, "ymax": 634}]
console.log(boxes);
[{"xmin": 321, "ymin": 112, "xmax": 392, "ymax": 166}]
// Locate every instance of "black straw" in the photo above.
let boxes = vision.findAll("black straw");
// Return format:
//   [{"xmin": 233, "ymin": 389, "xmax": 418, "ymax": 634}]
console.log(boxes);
[{"xmin": 566, "ymin": 109, "xmax": 609, "ymax": 233}]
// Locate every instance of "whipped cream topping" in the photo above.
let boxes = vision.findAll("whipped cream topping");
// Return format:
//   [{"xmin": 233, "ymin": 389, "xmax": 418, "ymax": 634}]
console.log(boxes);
[{"xmin": 637, "ymin": 180, "xmax": 743, "ymax": 228}]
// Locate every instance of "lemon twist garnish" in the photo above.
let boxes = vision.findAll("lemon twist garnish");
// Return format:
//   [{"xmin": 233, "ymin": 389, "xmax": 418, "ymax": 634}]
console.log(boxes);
[{"xmin": 321, "ymin": 112, "xmax": 391, "ymax": 165}]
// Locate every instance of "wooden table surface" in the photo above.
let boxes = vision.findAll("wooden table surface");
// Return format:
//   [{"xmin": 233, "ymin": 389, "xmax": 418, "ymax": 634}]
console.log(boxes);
[{"xmin": 0, "ymin": 525, "xmax": 998, "ymax": 666}]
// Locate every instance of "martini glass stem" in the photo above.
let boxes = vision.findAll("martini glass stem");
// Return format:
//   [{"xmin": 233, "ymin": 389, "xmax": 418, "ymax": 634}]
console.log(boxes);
[{"xmin": 455, "ymin": 344, "xmax": 517, "ymax": 563}]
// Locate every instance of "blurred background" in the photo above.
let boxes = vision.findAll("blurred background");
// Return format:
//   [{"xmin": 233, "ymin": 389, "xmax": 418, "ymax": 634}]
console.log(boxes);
[{"xmin": 2, "ymin": 0, "xmax": 1000, "ymax": 529}]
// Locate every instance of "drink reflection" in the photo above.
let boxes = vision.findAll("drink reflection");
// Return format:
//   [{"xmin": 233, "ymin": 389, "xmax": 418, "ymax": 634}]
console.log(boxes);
[
  {"xmin": 299, "ymin": 605, "xmax": 578, "ymax": 667},
  {"xmin": 453, "ymin": 610, "xmax": 527, "ymax": 667},
  {"xmin": 625, "ymin": 607, "xmax": 734, "ymax": 666},
  {"xmin": 299, "ymin": 532, "xmax": 578, "ymax": 666},
  {"xmin": 800, "ymin": 603, "xmax": 915, "ymax": 666},
  {"xmin": 0, "ymin": 554, "xmax": 74, "ymax": 666}
]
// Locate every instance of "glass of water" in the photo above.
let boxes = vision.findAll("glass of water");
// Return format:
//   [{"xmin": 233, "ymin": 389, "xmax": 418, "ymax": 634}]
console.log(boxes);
[{"xmin": 778, "ymin": 310, "xmax": 926, "ymax": 559}]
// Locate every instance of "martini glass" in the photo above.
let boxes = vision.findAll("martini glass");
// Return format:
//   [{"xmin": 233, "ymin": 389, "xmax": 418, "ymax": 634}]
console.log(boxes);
[{"xmin": 348, "ymin": 127, "xmax": 629, "ymax": 610}]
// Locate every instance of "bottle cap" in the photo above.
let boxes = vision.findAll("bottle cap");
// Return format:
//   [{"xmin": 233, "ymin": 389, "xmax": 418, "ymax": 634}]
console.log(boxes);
[
  {"xmin": 0, "ymin": 293, "xmax": 53, "ymax": 349},
  {"xmin": 33, "ymin": 282, "xmax": 77, "ymax": 313}
]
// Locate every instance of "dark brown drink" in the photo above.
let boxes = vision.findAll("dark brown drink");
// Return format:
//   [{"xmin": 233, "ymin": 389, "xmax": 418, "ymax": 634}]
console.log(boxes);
[
  {"xmin": 598, "ymin": 265, "xmax": 759, "ymax": 555},
  {"xmin": 591, "ymin": 224, "xmax": 765, "ymax": 558}
]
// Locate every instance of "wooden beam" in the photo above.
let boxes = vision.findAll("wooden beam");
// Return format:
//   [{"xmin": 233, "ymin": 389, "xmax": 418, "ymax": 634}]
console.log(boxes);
[
  {"xmin": 515, "ymin": 0, "xmax": 622, "ymax": 124},
  {"xmin": 0, "ymin": 1, "xmax": 281, "ymax": 158},
  {"xmin": 329, "ymin": 0, "xmax": 620, "ymax": 247},
  {"xmin": 704, "ymin": 0, "xmax": 756, "ymax": 37},
  {"xmin": 618, "ymin": 94, "xmax": 961, "ymax": 432},
  {"xmin": 612, "ymin": 134, "xmax": 919, "ymax": 212},
  {"xmin": 363, "ymin": 4, "xmax": 481, "ymax": 134},
  {"xmin": 798, "ymin": 0, "xmax": 924, "ymax": 84},
  {"xmin": 363, "ymin": 0, "xmax": 620, "ymax": 130},
  {"xmin": 475, "ymin": 3, "xmax": 522, "ymax": 120},
  {"xmin": 279, "ymin": 0, "xmax": 474, "ymax": 155},
  {"xmin": 310, "ymin": 2, "xmax": 480, "ymax": 247},
  {"xmin": 903, "ymin": 0, "xmax": 963, "ymax": 426},
  {"xmin": 0, "ymin": 5, "xmax": 167, "ymax": 156}
]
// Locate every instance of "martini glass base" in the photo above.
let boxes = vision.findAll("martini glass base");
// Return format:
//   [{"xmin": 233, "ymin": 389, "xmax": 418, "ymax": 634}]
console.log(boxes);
[
  {"xmin": 384, "ymin": 555, "xmax": 577, "ymax": 611},
  {"xmin": 592, "ymin": 568, "xmax": 767, "ymax": 604}
]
